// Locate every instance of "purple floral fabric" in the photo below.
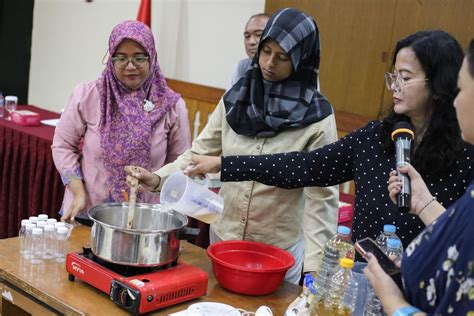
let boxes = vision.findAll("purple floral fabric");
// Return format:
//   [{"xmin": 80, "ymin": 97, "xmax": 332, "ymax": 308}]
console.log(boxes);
[{"xmin": 98, "ymin": 20, "xmax": 180, "ymax": 202}]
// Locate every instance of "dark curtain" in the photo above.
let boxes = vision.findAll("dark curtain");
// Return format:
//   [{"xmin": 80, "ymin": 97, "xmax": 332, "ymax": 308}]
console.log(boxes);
[{"xmin": 0, "ymin": 0, "xmax": 34, "ymax": 103}]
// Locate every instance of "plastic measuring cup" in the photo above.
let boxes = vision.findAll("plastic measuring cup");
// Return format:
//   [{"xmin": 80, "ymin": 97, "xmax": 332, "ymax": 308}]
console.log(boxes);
[{"xmin": 160, "ymin": 171, "xmax": 224, "ymax": 223}]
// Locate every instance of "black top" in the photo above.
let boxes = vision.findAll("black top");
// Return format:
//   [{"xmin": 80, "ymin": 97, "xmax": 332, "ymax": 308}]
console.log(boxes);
[{"xmin": 220, "ymin": 121, "xmax": 474, "ymax": 247}]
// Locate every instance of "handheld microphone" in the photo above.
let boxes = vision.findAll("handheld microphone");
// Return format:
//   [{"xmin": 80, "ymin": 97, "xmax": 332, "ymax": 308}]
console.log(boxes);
[{"xmin": 391, "ymin": 122, "xmax": 415, "ymax": 213}]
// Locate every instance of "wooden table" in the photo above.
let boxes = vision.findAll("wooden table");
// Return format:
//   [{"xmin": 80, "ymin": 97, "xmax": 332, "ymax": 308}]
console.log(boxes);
[{"xmin": 0, "ymin": 226, "xmax": 301, "ymax": 315}]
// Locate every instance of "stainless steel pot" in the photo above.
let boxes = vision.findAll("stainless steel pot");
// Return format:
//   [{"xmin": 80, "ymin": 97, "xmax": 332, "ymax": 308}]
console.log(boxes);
[{"xmin": 88, "ymin": 202, "xmax": 198, "ymax": 267}]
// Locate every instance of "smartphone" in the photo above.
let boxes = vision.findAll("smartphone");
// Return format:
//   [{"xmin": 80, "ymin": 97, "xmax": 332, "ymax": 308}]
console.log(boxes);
[{"xmin": 355, "ymin": 237, "xmax": 400, "ymax": 276}]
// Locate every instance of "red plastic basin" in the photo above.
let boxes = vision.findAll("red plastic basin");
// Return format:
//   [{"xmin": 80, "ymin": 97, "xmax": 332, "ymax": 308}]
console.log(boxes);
[{"xmin": 207, "ymin": 240, "xmax": 295, "ymax": 295}]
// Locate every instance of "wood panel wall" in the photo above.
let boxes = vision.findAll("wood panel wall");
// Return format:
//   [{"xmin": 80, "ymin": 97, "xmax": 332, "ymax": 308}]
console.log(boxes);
[
  {"xmin": 167, "ymin": 79, "xmax": 223, "ymax": 139},
  {"xmin": 265, "ymin": 0, "xmax": 474, "ymax": 119},
  {"xmin": 380, "ymin": 0, "xmax": 474, "ymax": 106},
  {"xmin": 166, "ymin": 78, "xmax": 369, "ymax": 140}
]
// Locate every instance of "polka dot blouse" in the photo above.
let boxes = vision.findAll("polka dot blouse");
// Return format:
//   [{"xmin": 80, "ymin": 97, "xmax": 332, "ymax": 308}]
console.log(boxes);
[{"xmin": 220, "ymin": 121, "xmax": 474, "ymax": 247}]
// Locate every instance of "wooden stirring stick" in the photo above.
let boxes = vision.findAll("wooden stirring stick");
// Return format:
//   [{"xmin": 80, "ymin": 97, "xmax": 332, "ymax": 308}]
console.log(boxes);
[{"xmin": 127, "ymin": 177, "xmax": 138, "ymax": 229}]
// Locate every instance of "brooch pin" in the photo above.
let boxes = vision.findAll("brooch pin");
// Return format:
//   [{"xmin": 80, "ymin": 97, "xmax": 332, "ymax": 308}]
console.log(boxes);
[{"xmin": 143, "ymin": 99, "xmax": 154, "ymax": 112}]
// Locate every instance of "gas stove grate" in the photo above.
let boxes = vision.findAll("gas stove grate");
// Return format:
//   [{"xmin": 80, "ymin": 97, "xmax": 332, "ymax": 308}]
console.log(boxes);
[{"xmin": 80, "ymin": 247, "xmax": 178, "ymax": 277}]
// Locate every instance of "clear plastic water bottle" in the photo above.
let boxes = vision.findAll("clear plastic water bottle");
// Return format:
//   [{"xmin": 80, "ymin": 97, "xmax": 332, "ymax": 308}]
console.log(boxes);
[
  {"xmin": 325, "ymin": 225, "xmax": 355, "ymax": 260},
  {"xmin": 42, "ymin": 224, "xmax": 56, "ymax": 260},
  {"xmin": 0, "ymin": 92, "xmax": 4, "ymax": 118},
  {"xmin": 19, "ymin": 219, "xmax": 31, "ymax": 255},
  {"xmin": 55, "ymin": 226, "xmax": 69, "ymax": 263},
  {"xmin": 30, "ymin": 228, "xmax": 44, "ymax": 264},
  {"xmin": 385, "ymin": 238, "xmax": 403, "ymax": 262},
  {"xmin": 324, "ymin": 258, "xmax": 359, "ymax": 315},
  {"xmin": 38, "ymin": 214, "xmax": 48, "ymax": 222},
  {"xmin": 23, "ymin": 223, "xmax": 37, "ymax": 259},
  {"xmin": 364, "ymin": 238, "xmax": 403, "ymax": 316},
  {"xmin": 309, "ymin": 247, "xmax": 339, "ymax": 315},
  {"xmin": 375, "ymin": 224, "xmax": 403, "ymax": 252},
  {"xmin": 364, "ymin": 284, "xmax": 385, "ymax": 316}
]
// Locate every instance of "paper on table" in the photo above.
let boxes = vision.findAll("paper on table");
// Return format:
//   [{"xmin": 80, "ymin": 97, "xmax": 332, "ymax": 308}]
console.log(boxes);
[
  {"xmin": 40, "ymin": 119, "xmax": 60, "ymax": 127},
  {"xmin": 168, "ymin": 311, "xmax": 187, "ymax": 316}
]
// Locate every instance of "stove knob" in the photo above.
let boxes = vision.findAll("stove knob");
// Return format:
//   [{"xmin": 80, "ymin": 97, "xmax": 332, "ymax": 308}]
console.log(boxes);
[
  {"xmin": 110, "ymin": 281, "xmax": 140, "ymax": 311},
  {"xmin": 147, "ymin": 295, "xmax": 153, "ymax": 302},
  {"xmin": 119, "ymin": 288, "xmax": 136, "ymax": 308},
  {"xmin": 119, "ymin": 289, "xmax": 128, "ymax": 306}
]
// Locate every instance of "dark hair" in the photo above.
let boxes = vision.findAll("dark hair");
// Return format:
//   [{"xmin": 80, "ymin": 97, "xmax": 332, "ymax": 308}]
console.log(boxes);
[
  {"xmin": 380, "ymin": 30, "xmax": 465, "ymax": 177},
  {"xmin": 467, "ymin": 39, "xmax": 474, "ymax": 78}
]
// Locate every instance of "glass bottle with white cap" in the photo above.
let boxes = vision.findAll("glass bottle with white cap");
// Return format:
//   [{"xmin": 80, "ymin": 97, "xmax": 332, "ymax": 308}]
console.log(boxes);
[
  {"xmin": 46, "ymin": 218, "xmax": 57, "ymax": 225},
  {"xmin": 19, "ymin": 219, "xmax": 31, "ymax": 255},
  {"xmin": 55, "ymin": 227, "xmax": 69, "ymax": 263},
  {"xmin": 30, "ymin": 228, "xmax": 44, "ymax": 264},
  {"xmin": 36, "ymin": 220, "xmax": 47, "ymax": 230},
  {"xmin": 54, "ymin": 222, "xmax": 66, "ymax": 229},
  {"xmin": 53, "ymin": 222, "xmax": 67, "ymax": 257},
  {"xmin": 4, "ymin": 95, "xmax": 18, "ymax": 121},
  {"xmin": 42, "ymin": 224, "xmax": 56, "ymax": 260},
  {"xmin": 23, "ymin": 223, "xmax": 37, "ymax": 259},
  {"xmin": 38, "ymin": 214, "xmax": 49, "ymax": 222},
  {"xmin": 29, "ymin": 216, "xmax": 39, "ymax": 225}
]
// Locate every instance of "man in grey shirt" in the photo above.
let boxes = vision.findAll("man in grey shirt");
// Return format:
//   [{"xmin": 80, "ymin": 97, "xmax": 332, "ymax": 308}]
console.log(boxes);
[{"xmin": 227, "ymin": 13, "xmax": 269, "ymax": 89}]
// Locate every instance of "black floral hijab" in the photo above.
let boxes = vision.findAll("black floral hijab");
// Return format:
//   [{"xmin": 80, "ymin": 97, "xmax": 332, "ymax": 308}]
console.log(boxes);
[{"xmin": 223, "ymin": 7, "xmax": 333, "ymax": 137}]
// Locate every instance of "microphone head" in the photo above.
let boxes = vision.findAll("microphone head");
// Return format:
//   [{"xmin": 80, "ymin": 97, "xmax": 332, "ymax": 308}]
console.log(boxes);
[{"xmin": 391, "ymin": 121, "xmax": 415, "ymax": 141}]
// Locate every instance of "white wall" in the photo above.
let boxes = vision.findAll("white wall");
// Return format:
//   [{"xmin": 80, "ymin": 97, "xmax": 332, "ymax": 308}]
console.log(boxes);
[{"xmin": 29, "ymin": 0, "xmax": 265, "ymax": 112}]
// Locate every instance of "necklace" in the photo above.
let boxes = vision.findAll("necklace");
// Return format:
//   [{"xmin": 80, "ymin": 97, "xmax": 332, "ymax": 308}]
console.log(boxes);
[{"xmin": 143, "ymin": 99, "xmax": 154, "ymax": 112}]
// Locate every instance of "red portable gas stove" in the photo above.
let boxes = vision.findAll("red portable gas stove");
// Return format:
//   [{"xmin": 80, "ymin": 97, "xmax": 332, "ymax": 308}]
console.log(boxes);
[{"xmin": 66, "ymin": 248, "xmax": 208, "ymax": 315}]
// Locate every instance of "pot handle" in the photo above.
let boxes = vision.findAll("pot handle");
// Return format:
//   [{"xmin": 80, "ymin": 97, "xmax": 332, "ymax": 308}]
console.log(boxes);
[{"xmin": 177, "ymin": 227, "xmax": 200, "ymax": 240}]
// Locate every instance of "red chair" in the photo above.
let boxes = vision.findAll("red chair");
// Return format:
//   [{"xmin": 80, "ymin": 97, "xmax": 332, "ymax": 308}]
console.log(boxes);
[{"xmin": 338, "ymin": 192, "xmax": 354, "ymax": 231}]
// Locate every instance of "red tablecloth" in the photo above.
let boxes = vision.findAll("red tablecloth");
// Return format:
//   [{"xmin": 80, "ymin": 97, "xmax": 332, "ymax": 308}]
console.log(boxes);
[
  {"xmin": 0, "ymin": 105, "xmax": 210, "ymax": 247},
  {"xmin": 0, "ymin": 105, "xmax": 64, "ymax": 238}
]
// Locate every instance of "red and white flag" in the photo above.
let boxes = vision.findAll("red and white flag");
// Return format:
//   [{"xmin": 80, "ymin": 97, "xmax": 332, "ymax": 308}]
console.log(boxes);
[{"xmin": 137, "ymin": 0, "xmax": 151, "ymax": 27}]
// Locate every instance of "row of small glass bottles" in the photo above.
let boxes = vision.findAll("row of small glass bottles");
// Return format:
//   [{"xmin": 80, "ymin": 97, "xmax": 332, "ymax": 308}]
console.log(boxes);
[{"xmin": 19, "ymin": 215, "xmax": 68, "ymax": 265}]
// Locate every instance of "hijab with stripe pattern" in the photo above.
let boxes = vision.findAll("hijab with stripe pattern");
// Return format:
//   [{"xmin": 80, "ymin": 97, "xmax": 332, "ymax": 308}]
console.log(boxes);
[{"xmin": 223, "ymin": 8, "xmax": 333, "ymax": 137}]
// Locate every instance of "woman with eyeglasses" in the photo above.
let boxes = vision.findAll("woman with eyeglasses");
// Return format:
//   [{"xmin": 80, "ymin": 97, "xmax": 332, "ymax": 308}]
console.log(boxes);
[
  {"xmin": 364, "ymin": 38, "xmax": 474, "ymax": 316},
  {"xmin": 183, "ymin": 30, "xmax": 474, "ymax": 253},
  {"xmin": 52, "ymin": 20, "xmax": 190, "ymax": 225}
]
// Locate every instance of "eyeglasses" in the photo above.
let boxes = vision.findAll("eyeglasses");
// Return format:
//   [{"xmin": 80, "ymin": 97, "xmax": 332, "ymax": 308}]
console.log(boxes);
[
  {"xmin": 111, "ymin": 55, "xmax": 149, "ymax": 69},
  {"xmin": 384, "ymin": 71, "xmax": 429, "ymax": 94}
]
